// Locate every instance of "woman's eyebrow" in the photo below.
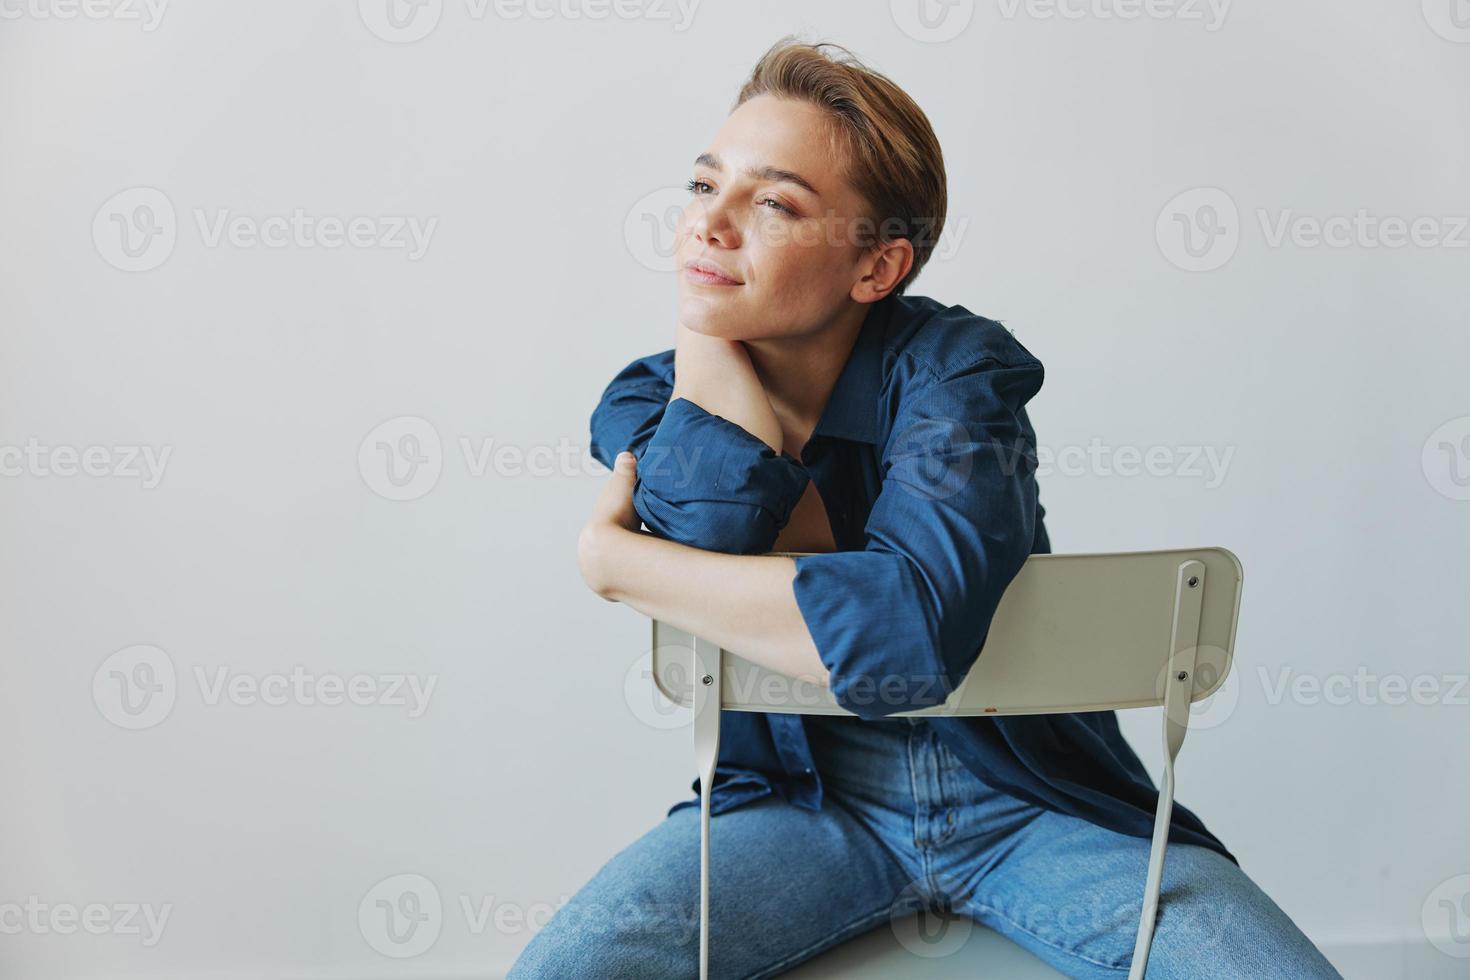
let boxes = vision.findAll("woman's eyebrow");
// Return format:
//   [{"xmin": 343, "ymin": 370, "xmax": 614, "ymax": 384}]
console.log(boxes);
[{"xmin": 694, "ymin": 152, "xmax": 819, "ymax": 196}]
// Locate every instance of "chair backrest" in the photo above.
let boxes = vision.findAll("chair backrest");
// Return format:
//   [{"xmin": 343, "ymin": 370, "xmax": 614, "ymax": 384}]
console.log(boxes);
[
  {"xmin": 649, "ymin": 547, "xmax": 1241, "ymax": 718},
  {"xmin": 651, "ymin": 546, "xmax": 1244, "ymax": 980}
]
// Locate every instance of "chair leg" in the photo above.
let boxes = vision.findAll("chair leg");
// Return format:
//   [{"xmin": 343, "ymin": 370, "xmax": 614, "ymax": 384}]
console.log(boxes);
[
  {"xmin": 692, "ymin": 639, "xmax": 722, "ymax": 980},
  {"xmin": 1129, "ymin": 559, "xmax": 1204, "ymax": 980}
]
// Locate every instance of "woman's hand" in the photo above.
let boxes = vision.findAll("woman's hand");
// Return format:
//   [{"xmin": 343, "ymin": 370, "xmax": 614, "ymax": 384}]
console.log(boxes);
[
  {"xmin": 587, "ymin": 450, "xmax": 641, "ymax": 534},
  {"xmin": 672, "ymin": 320, "xmax": 784, "ymax": 452},
  {"xmin": 577, "ymin": 451, "xmax": 641, "ymax": 600}
]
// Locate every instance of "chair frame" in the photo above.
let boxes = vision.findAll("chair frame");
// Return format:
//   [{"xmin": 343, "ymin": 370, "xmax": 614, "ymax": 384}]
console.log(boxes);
[{"xmin": 646, "ymin": 547, "xmax": 1243, "ymax": 980}]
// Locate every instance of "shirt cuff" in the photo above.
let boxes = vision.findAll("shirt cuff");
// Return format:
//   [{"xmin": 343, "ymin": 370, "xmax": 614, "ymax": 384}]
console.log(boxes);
[{"xmin": 633, "ymin": 397, "xmax": 811, "ymax": 554}]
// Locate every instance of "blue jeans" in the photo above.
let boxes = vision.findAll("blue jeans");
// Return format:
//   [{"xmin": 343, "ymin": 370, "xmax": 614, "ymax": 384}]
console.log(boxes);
[{"xmin": 509, "ymin": 713, "xmax": 1340, "ymax": 979}]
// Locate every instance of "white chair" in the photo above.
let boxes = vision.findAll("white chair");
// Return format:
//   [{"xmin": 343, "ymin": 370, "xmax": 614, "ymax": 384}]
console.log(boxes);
[{"xmin": 646, "ymin": 547, "xmax": 1243, "ymax": 979}]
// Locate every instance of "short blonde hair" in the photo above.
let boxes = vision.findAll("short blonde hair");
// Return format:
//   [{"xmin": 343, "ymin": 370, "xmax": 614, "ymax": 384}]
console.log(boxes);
[{"xmin": 735, "ymin": 37, "xmax": 947, "ymax": 296}]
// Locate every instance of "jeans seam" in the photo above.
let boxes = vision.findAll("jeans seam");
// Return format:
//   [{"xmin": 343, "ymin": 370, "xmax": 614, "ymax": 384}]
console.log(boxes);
[
  {"xmin": 743, "ymin": 899, "xmax": 926, "ymax": 980},
  {"xmin": 934, "ymin": 732, "xmax": 952, "ymax": 803},
  {"xmin": 822, "ymin": 780, "xmax": 936, "ymax": 916},
  {"xmin": 905, "ymin": 726, "xmax": 923, "ymax": 843},
  {"xmin": 965, "ymin": 898, "xmax": 1132, "ymax": 972}
]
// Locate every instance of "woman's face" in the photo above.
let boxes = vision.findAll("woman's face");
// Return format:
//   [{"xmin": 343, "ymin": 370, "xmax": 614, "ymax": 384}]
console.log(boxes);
[{"xmin": 675, "ymin": 94, "xmax": 877, "ymax": 340}]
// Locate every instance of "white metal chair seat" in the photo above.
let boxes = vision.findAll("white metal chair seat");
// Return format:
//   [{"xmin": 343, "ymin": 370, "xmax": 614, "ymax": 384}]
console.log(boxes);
[{"xmin": 645, "ymin": 547, "xmax": 1243, "ymax": 979}]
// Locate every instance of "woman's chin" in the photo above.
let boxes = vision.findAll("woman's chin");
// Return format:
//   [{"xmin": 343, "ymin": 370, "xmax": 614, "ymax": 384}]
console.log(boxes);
[{"xmin": 677, "ymin": 297, "xmax": 748, "ymax": 340}]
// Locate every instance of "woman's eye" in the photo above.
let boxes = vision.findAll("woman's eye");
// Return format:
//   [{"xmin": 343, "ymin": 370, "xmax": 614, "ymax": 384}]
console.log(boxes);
[{"xmin": 683, "ymin": 178, "xmax": 791, "ymax": 215}]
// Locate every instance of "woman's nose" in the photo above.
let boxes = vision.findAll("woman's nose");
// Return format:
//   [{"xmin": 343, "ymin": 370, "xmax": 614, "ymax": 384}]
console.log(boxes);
[{"xmin": 684, "ymin": 193, "xmax": 739, "ymax": 249}]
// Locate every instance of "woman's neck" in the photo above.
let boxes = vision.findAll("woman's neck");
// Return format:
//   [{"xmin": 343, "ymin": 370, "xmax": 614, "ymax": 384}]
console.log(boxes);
[{"xmin": 742, "ymin": 301, "xmax": 871, "ymax": 446}]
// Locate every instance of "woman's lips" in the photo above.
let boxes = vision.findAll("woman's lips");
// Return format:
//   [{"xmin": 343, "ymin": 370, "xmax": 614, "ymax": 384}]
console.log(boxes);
[{"xmin": 683, "ymin": 262, "xmax": 742, "ymax": 286}]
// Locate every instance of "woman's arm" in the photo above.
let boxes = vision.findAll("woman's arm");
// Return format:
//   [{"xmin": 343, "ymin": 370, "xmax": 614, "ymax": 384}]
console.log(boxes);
[
  {"xmin": 582, "ymin": 327, "xmax": 822, "ymax": 681},
  {"xmin": 670, "ymin": 321, "xmax": 784, "ymax": 452},
  {"xmin": 579, "ymin": 452, "xmax": 828, "ymax": 686},
  {"xmin": 617, "ymin": 324, "xmax": 811, "ymax": 556}
]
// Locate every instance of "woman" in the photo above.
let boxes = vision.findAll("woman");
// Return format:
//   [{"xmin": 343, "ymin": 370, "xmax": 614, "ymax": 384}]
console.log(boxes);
[{"xmin": 510, "ymin": 37, "xmax": 1340, "ymax": 979}]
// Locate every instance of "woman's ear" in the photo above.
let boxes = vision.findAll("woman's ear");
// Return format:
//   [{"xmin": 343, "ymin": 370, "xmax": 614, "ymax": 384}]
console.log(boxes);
[{"xmin": 851, "ymin": 237, "xmax": 915, "ymax": 303}]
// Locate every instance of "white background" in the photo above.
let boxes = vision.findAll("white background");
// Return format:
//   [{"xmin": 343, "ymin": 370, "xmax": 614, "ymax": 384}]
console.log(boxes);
[{"xmin": 1, "ymin": 0, "xmax": 1467, "ymax": 977}]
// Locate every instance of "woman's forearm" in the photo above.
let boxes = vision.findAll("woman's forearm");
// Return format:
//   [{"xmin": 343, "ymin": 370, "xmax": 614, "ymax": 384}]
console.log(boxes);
[
  {"xmin": 581, "ymin": 524, "xmax": 828, "ymax": 686},
  {"xmin": 671, "ymin": 323, "xmax": 784, "ymax": 452},
  {"xmin": 580, "ymin": 330, "xmax": 820, "ymax": 684}
]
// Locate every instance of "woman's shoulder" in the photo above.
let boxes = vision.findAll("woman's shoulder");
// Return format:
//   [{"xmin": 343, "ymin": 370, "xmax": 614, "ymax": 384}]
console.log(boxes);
[{"xmin": 880, "ymin": 293, "xmax": 1044, "ymax": 382}]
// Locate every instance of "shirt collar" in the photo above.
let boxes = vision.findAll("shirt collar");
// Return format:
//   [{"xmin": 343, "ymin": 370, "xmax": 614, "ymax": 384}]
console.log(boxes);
[{"xmin": 811, "ymin": 295, "xmax": 891, "ymax": 446}]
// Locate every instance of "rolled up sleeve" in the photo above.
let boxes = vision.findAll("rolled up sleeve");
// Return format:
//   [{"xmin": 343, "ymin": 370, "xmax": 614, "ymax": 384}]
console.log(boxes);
[
  {"xmin": 589, "ymin": 356, "xmax": 811, "ymax": 554},
  {"xmin": 588, "ymin": 355, "xmax": 673, "ymax": 469},
  {"xmin": 790, "ymin": 356, "xmax": 1045, "ymax": 720},
  {"xmin": 633, "ymin": 398, "xmax": 810, "ymax": 554}
]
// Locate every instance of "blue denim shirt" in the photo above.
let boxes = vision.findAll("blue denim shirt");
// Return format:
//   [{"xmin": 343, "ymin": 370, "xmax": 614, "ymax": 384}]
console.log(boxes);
[{"xmin": 589, "ymin": 292, "xmax": 1235, "ymax": 865}]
